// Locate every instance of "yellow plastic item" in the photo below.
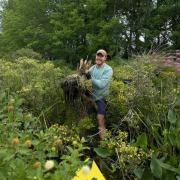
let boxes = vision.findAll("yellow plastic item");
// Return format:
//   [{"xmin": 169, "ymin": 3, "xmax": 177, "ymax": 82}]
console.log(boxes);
[{"xmin": 72, "ymin": 161, "xmax": 105, "ymax": 180}]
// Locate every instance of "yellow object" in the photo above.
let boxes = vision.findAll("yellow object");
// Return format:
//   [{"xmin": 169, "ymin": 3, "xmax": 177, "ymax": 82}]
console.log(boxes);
[{"xmin": 72, "ymin": 161, "xmax": 105, "ymax": 180}]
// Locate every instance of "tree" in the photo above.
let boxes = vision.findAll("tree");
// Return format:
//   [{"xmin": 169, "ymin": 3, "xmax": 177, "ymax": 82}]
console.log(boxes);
[
  {"xmin": 1, "ymin": 0, "xmax": 52, "ymax": 56},
  {"xmin": 0, "ymin": 0, "xmax": 179, "ymax": 62}
]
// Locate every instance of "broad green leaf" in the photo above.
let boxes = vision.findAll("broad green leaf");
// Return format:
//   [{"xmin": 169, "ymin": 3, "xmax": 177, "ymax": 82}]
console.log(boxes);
[
  {"xmin": 174, "ymin": 98, "xmax": 180, "ymax": 108},
  {"xmin": 4, "ymin": 154, "xmax": 15, "ymax": 161},
  {"xmin": 150, "ymin": 155, "xmax": 162, "ymax": 178},
  {"xmin": 168, "ymin": 109, "xmax": 176, "ymax": 124},
  {"xmin": 94, "ymin": 148, "xmax": 110, "ymax": 158},
  {"xmin": 162, "ymin": 170, "xmax": 175, "ymax": 180},
  {"xmin": 136, "ymin": 133, "xmax": 147, "ymax": 149},
  {"xmin": 141, "ymin": 168, "xmax": 154, "ymax": 180},
  {"xmin": 18, "ymin": 148, "xmax": 31, "ymax": 155},
  {"xmin": 134, "ymin": 167, "xmax": 144, "ymax": 179},
  {"xmin": 159, "ymin": 161, "xmax": 180, "ymax": 174}
]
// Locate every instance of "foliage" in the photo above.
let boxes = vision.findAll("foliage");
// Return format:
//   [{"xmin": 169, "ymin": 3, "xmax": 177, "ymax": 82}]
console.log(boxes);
[
  {"xmin": 0, "ymin": 54, "xmax": 179, "ymax": 179},
  {"xmin": 95, "ymin": 130, "xmax": 152, "ymax": 179},
  {"xmin": 94, "ymin": 54, "xmax": 179, "ymax": 179},
  {"xmin": 12, "ymin": 48, "xmax": 42, "ymax": 60},
  {"xmin": 0, "ymin": 91, "xmax": 87, "ymax": 179},
  {"xmin": 0, "ymin": 57, "xmax": 67, "ymax": 123},
  {"xmin": 0, "ymin": 0, "xmax": 179, "ymax": 62}
]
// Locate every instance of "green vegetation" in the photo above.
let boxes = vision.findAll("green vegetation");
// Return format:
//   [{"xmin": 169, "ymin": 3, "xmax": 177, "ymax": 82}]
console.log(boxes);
[
  {"xmin": 0, "ymin": 0, "xmax": 179, "ymax": 179},
  {"xmin": 0, "ymin": 54, "xmax": 179, "ymax": 179},
  {"xmin": 0, "ymin": 0, "xmax": 179, "ymax": 62}
]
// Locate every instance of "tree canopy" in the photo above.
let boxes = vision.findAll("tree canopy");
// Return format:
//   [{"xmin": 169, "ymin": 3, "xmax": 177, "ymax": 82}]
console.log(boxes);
[{"xmin": 0, "ymin": 0, "xmax": 179, "ymax": 63}]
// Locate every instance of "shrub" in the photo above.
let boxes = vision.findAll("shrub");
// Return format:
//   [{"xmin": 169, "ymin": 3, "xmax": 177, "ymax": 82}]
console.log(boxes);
[
  {"xmin": 12, "ymin": 48, "xmax": 42, "ymax": 60},
  {"xmin": 0, "ymin": 58, "xmax": 67, "ymax": 123}
]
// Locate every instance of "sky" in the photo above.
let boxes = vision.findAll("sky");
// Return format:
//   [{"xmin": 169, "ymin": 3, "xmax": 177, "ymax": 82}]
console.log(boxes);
[
  {"xmin": 0, "ymin": 0, "xmax": 3, "ymax": 32},
  {"xmin": 0, "ymin": 0, "xmax": 6, "ymax": 10}
]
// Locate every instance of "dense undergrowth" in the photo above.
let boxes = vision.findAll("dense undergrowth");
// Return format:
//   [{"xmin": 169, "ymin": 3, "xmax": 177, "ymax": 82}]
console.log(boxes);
[{"xmin": 0, "ymin": 54, "xmax": 179, "ymax": 179}]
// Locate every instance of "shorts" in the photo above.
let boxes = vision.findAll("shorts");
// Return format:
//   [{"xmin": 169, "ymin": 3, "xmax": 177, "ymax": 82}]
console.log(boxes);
[
  {"xmin": 86, "ymin": 99, "xmax": 107, "ymax": 115},
  {"xmin": 95, "ymin": 99, "xmax": 107, "ymax": 115}
]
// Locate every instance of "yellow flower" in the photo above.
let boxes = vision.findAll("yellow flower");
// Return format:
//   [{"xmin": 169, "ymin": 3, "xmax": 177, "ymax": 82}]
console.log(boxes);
[
  {"xmin": 9, "ymin": 98, "xmax": 15, "ymax": 105},
  {"xmin": 73, "ymin": 141, "xmax": 78, "ymax": 145},
  {"xmin": 53, "ymin": 136, "xmax": 58, "ymax": 139},
  {"xmin": 51, "ymin": 147, "xmax": 56, "ymax": 151},
  {"xmin": 25, "ymin": 140, "xmax": 32, "ymax": 148}
]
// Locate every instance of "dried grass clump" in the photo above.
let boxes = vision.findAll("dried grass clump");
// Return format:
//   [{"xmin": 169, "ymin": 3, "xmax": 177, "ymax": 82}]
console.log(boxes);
[{"xmin": 61, "ymin": 59, "xmax": 93, "ymax": 106}]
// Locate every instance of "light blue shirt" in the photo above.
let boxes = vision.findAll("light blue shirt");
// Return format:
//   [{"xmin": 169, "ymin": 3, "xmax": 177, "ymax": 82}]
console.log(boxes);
[{"xmin": 89, "ymin": 63, "xmax": 113, "ymax": 100}]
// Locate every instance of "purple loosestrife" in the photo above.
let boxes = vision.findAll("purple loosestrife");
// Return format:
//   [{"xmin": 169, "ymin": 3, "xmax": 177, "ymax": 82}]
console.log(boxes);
[{"xmin": 163, "ymin": 49, "xmax": 180, "ymax": 73}]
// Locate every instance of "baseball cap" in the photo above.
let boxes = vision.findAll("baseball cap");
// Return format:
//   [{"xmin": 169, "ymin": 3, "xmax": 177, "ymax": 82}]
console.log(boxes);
[{"xmin": 96, "ymin": 49, "xmax": 107, "ymax": 57}]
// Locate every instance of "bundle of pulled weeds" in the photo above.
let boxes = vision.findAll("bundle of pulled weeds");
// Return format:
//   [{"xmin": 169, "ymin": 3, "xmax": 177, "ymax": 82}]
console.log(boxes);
[{"xmin": 60, "ymin": 59, "xmax": 94, "ymax": 110}]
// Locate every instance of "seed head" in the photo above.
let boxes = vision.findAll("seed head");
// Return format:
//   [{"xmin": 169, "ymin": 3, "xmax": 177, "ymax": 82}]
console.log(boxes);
[
  {"xmin": 44, "ymin": 160, "xmax": 55, "ymax": 170},
  {"xmin": 81, "ymin": 165, "xmax": 90, "ymax": 176},
  {"xmin": 12, "ymin": 138, "xmax": 20, "ymax": 145},
  {"xmin": 53, "ymin": 139, "xmax": 63, "ymax": 147},
  {"xmin": 33, "ymin": 161, "xmax": 41, "ymax": 169},
  {"xmin": 8, "ymin": 105, "xmax": 14, "ymax": 112}
]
